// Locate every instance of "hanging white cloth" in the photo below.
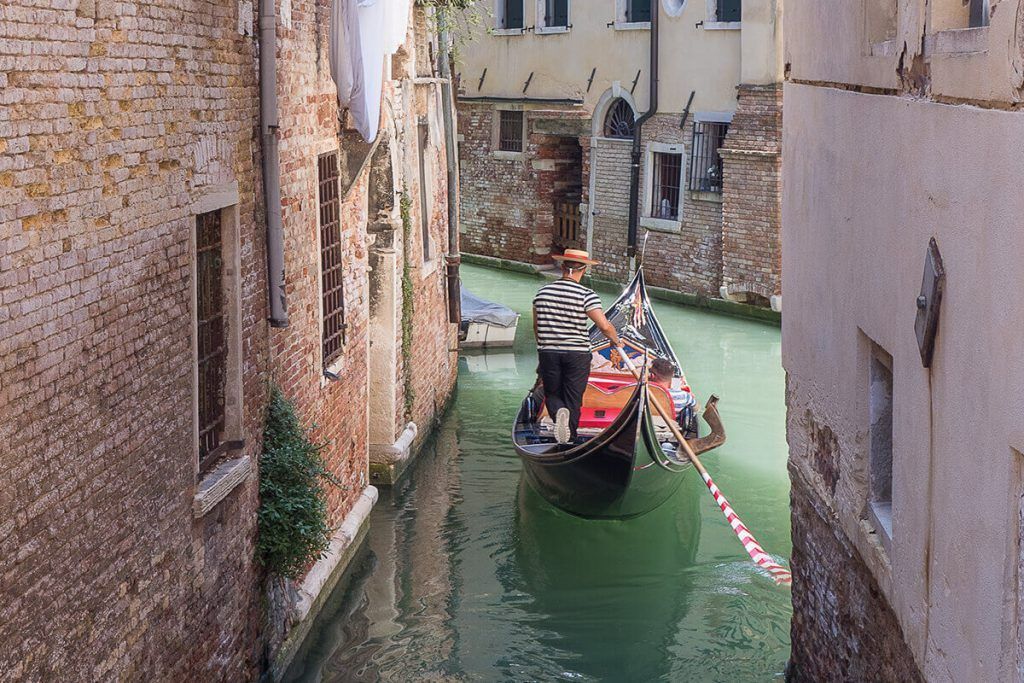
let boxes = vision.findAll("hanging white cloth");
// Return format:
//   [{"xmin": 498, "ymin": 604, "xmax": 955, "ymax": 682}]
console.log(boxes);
[{"xmin": 330, "ymin": 0, "xmax": 412, "ymax": 143}]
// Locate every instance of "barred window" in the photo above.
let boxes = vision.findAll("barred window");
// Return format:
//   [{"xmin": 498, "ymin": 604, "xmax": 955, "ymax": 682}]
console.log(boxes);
[
  {"xmin": 319, "ymin": 152, "xmax": 347, "ymax": 368},
  {"xmin": 196, "ymin": 210, "xmax": 227, "ymax": 473},
  {"xmin": 650, "ymin": 152, "xmax": 683, "ymax": 220},
  {"xmin": 603, "ymin": 98, "xmax": 635, "ymax": 139},
  {"xmin": 688, "ymin": 121, "xmax": 728, "ymax": 193},
  {"xmin": 498, "ymin": 110, "xmax": 524, "ymax": 152}
]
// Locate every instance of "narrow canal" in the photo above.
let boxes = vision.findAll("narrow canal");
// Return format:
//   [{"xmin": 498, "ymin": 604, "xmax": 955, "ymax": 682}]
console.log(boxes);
[{"xmin": 285, "ymin": 264, "xmax": 792, "ymax": 682}]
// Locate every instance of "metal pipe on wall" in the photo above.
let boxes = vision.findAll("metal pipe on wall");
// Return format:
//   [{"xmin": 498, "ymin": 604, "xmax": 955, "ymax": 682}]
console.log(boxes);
[
  {"xmin": 626, "ymin": 0, "xmax": 659, "ymax": 270},
  {"xmin": 437, "ymin": 7, "xmax": 462, "ymax": 324},
  {"xmin": 260, "ymin": 0, "xmax": 288, "ymax": 327}
]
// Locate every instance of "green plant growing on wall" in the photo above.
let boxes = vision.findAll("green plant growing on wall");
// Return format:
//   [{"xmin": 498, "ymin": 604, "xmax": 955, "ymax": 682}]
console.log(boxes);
[
  {"xmin": 257, "ymin": 386, "xmax": 340, "ymax": 580},
  {"xmin": 400, "ymin": 193, "xmax": 416, "ymax": 421}
]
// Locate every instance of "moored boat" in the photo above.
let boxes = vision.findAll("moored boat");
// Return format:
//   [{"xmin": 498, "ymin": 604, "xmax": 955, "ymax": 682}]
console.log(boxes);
[{"xmin": 512, "ymin": 268, "xmax": 726, "ymax": 519}]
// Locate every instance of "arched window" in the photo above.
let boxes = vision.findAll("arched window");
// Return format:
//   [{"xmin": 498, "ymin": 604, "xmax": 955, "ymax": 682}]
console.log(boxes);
[{"xmin": 603, "ymin": 98, "xmax": 636, "ymax": 139}]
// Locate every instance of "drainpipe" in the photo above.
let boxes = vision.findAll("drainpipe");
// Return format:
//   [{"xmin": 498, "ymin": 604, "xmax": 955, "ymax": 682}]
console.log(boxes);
[
  {"xmin": 626, "ymin": 0, "xmax": 659, "ymax": 273},
  {"xmin": 260, "ymin": 0, "xmax": 288, "ymax": 327},
  {"xmin": 437, "ymin": 6, "xmax": 461, "ymax": 324}
]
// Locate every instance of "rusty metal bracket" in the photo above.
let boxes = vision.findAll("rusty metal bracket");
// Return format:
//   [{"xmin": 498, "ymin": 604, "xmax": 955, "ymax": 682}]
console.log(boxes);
[
  {"xmin": 477, "ymin": 67, "xmax": 487, "ymax": 91},
  {"xmin": 630, "ymin": 69, "xmax": 642, "ymax": 94},
  {"xmin": 915, "ymin": 238, "xmax": 945, "ymax": 368},
  {"xmin": 522, "ymin": 71, "xmax": 534, "ymax": 94}
]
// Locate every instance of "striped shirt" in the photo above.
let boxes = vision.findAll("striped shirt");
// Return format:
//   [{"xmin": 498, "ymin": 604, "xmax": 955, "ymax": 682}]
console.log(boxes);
[{"xmin": 533, "ymin": 279, "xmax": 603, "ymax": 352}]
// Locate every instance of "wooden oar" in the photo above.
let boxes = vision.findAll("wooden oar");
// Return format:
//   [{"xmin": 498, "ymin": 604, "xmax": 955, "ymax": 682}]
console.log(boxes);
[{"xmin": 619, "ymin": 354, "xmax": 792, "ymax": 586}]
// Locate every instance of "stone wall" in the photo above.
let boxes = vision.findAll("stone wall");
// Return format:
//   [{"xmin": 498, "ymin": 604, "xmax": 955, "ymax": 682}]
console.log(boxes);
[
  {"xmin": 0, "ymin": 0, "xmax": 266, "ymax": 678},
  {"xmin": 721, "ymin": 84, "xmax": 782, "ymax": 301},
  {"xmin": 788, "ymin": 468, "xmax": 924, "ymax": 682}
]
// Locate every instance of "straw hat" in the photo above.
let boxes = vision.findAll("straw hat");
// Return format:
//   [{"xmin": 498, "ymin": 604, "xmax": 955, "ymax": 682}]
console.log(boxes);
[{"xmin": 552, "ymin": 248, "xmax": 600, "ymax": 266}]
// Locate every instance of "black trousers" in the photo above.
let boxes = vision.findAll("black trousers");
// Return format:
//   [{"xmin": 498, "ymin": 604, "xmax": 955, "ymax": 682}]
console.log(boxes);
[{"xmin": 538, "ymin": 350, "xmax": 591, "ymax": 440}]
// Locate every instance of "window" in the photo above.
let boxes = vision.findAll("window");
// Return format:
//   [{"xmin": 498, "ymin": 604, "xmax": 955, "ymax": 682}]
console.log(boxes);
[
  {"xmin": 868, "ymin": 344, "xmax": 894, "ymax": 549},
  {"xmin": 318, "ymin": 152, "xmax": 347, "ymax": 369},
  {"xmin": 716, "ymin": 0, "xmax": 741, "ymax": 22},
  {"xmin": 541, "ymin": 0, "xmax": 569, "ymax": 28},
  {"xmin": 627, "ymin": 0, "xmax": 651, "ymax": 22},
  {"xmin": 650, "ymin": 152, "xmax": 683, "ymax": 220},
  {"xmin": 498, "ymin": 110, "xmax": 525, "ymax": 152},
  {"xmin": 196, "ymin": 210, "xmax": 228, "ymax": 474},
  {"xmin": 688, "ymin": 121, "xmax": 728, "ymax": 193},
  {"xmin": 417, "ymin": 121, "xmax": 433, "ymax": 261},
  {"xmin": 603, "ymin": 98, "xmax": 636, "ymax": 139},
  {"xmin": 931, "ymin": 0, "xmax": 988, "ymax": 30},
  {"xmin": 496, "ymin": 0, "xmax": 525, "ymax": 30}
]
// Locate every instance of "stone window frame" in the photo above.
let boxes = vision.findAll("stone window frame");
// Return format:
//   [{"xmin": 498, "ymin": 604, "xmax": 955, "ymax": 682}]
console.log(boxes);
[
  {"xmin": 189, "ymin": 182, "xmax": 250, "ymax": 518},
  {"xmin": 866, "ymin": 338, "xmax": 895, "ymax": 555},
  {"xmin": 315, "ymin": 146, "xmax": 349, "ymax": 384},
  {"xmin": 535, "ymin": 0, "xmax": 571, "ymax": 34},
  {"xmin": 613, "ymin": 0, "xmax": 652, "ymax": 30},
  {"xmin": 416, "ymin": 115, "xmax": 439, "ymax": 273},
  {"xmin": 592, "ymin": 87, "xmax": 638, "ymax": 141},
  {"xmin": 492, "ymin": 0, "xmax": 526, "ymax": 35},
  {"xmin": 640, "ymin": 141, "xmax": 686, "ymax": 233},
  {"xmin": 688, "ymin": 110, "xmax": 732, "ymax": 203},
  {"xmin": 703, "ymin": 0, "xmax": 741, "ymax": 30},
  {"xmin": 492, "ymin": 105, "xmax": 528, "ymax": 160}
]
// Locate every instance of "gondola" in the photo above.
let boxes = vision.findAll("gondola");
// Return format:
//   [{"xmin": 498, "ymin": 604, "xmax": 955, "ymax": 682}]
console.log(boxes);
[{"xmin": 512, "ymin": 267, "xmax": 726, "ymax": 519}]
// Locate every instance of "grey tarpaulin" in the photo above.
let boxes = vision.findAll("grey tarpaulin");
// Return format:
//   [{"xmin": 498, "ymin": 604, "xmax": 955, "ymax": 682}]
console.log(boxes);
[{"xmin": 461, "ymin": 289, "xmax": 519, "ymax": 328}]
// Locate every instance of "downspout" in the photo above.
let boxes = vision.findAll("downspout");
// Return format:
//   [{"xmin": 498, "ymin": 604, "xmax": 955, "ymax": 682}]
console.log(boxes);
[
  {"xmin": 626, "ymin": 0, "xmax": 659, "ymax": 273},
  {"xmin": 437, "ymin": 6, "xmax": 461, "ymax": 324},
  {"xmin": 260, "ymin": 0, "xmax": 288, "ymax": 327}
]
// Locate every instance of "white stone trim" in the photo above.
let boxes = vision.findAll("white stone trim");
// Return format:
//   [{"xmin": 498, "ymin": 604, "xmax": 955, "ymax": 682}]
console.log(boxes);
[
  {"xmin": 924, "ymin": 26, "xmax": 990, "ymax": 54},
  {"xmin": 293, "ymin": 485, "xmax": 379, "ymax": 622},
  {"xmin": 702, "ymin": 21, "xmax": 741, "ymax": 30},
  {"xmin": 694, "ymin": 110, "xmax": 734, "ymax": 124},
  {"xmin": 613, "ymin": 20, "xmax": 651, "ymax": 30},
  {"xmin": 370, "ymin": 421, "xmax": 418, "ymax": 465},
  {"xmin": 591, "ymin": 86, "xmax": 639, "ymax": 138},
  {"xmin": 535, "ymin": 0, "xmax": 571, "ymax": 32},
  {"xmin": 640, "ymin": 216, "xmax": 681, "ymax": 233},
  {"xmin": 491, "ymin": 27, "xmax": 525, "ymax": 36},
  {"xmin": 194, "ymin": 456, "xmax": 252, "ymax": 517}
]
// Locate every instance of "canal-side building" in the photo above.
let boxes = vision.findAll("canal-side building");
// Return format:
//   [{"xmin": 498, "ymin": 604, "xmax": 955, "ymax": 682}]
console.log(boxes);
[
  {"xmin": 0, "ymin": 0, "xmax": 458, "ymax": 679},
  {"xmin": 783, "ymin": 0, "xmax": 1024, "ymax": 680},
  {"xmin": 455, "ymin": 0, "xmax": 783, "ymax": 308}
]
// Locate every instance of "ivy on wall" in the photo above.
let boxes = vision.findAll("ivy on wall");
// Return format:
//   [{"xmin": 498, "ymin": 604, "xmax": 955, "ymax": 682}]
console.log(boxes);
[
  {"xmin": 400, "ymin": 193, "xmax": 416, "ymax": 421},
  {"xmin": 257, "ymin": 386, "xmax": 340, "ymax": 580}
]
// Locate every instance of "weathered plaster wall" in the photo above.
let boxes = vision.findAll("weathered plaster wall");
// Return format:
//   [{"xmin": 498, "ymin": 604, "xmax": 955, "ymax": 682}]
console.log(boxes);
[
  {"xmin": 783, "ymin": 82, "xmax": 1024, "ymax": 681},
  {"xmin": 0, "ymin": 0, "xmax": 266, "ymax": 678}
]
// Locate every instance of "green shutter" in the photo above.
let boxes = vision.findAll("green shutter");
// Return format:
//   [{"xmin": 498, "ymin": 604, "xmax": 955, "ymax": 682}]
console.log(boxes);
[
  {"xmin": 505, "ymin": 0, "xmax": 524, "ymax": 29},
  {"xmin": 717, "ymin": 0, "xmax": 741, "ymax": 22},
  {"xmin": 628, "ymin": 0, "xmax": 651, "ymax": 23},
  {"xmin": 553, "ymin": 0, "xmax": 569, "ymax": 26}
]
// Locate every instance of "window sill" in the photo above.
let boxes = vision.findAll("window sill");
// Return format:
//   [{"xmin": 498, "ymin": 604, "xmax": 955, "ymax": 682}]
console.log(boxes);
[
  {"xmin": 640, "ymin": 216, "xmax": 681, "ymax": 233},
  {"xmin": 688, "ymin": 190, "xmax": 723, "ymax": 203},
  {"xmin": 536, "ymin": 25, "xmax": 570, "ymax": 35},
  {"xmin": 613, "ymin": 21, "xmax": 650, "ymax": 31},
  {"xmin": 420, "ymin": 256, "xmax": 439, "ymax": 277},
  {"xmin": 869, "ymin": 39, "xmax": 900, "ymax": 58},
  {"xmin": 194, "ymin": 454, "xmax": 252, "ymax": 518},
  {"xmin": 925, "ymin": 26, "xmax": 989, "ymax": 55},
  {"xmin": 492, "ymin": 150, "xmax": 526, "ymax": 160},
  {"xmin": 492, "ymin": 27, "xmax": 525, "ymax": 36},
  {"xmin": 867, "ymin": 500, "xmax": 893, "ymax": 555},
  {"xmin": 703, "ymin": 21, "xmax": 741, "ymax": 31}
]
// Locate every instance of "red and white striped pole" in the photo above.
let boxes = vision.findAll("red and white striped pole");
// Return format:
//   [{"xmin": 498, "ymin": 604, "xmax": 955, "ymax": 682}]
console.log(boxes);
[{"xmin": 620, "ymin": 354, "xmax": 791, "ymax": 586}]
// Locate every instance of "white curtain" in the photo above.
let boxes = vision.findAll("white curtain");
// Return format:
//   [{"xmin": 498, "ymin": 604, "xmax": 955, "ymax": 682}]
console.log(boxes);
[{"xmin": 330, "ymin": 0, "xmax": 412, "ymax": 143}]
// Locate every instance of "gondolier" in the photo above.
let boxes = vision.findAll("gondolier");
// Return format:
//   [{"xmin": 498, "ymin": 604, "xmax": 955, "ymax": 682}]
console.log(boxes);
[{"xmin": 533, "ymin": 249, "xmax": 622, "ymax": 445}]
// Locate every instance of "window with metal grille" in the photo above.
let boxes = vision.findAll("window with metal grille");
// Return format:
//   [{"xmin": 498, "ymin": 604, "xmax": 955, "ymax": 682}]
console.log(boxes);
[
  {"xmin": 544, "ymin": 0, "xmax": 569, "ymax": 27},
  {"xmin": 650, "ymin": 152, "xmax": 683, "ymax": 220},
  {"xmin": 196, "ymin": 210, "xmax": 227, "ymax": 473},
  {"xmin": 603, "ymin": 98, "xmax": 635, "ymax": 139},
  {"xmin": 319, "ymin": 152, "xmax": 347, "ymax": 368},
  {"xmin": 716, "ymin": 0, "xmax": 741, "ymax": 22},
  {"xmin": 627, "ymin": 0, "xmax": 651, "ymax": 22},
  {"xmin": 688, "ymin": 121, "xmax": 728, "ymax": 193},
  {"xmin": 502, "ymin": 0, "xmax": 524, "ymax": 29},
  {"xmin": 498, "ymin": 110, "xmax": 524, "ymax": 152}
]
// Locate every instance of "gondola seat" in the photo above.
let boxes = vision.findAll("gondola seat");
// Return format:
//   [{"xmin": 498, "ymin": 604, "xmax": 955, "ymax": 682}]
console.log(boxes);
[{"xmin": 538, "ymin": 373, "xmax": 676, "ymax": 431}]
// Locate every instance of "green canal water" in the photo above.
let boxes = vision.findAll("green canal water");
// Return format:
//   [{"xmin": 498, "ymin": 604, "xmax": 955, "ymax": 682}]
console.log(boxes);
[{"xmin": 284, "ymin": 264, "xmax": 792, "ymax": 682}]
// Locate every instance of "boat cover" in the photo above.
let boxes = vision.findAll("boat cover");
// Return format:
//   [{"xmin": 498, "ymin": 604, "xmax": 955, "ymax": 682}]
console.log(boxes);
[{"xmin": 461, "ymin": 289, "xmax": 519, "ymax": 328}]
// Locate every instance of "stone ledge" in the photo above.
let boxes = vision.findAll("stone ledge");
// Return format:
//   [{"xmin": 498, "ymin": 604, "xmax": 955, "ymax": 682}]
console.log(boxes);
[
  {"xmin": 270, "ymin": 485, "xmax": 379, "ymax": 680},
  {"xmin": 460, "ymin": 251, "xmax": 547, "ymax": 277},
  {"xmin": 193, "ymin": 455, "xmax": 251, "ymax": 518},
  {"xmin": 369, "ymin": 422, "xmax": 418, "ymax": 486}
]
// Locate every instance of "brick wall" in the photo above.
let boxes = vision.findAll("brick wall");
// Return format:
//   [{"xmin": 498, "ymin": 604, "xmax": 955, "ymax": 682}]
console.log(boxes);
[
  {"xmin": 789, "ymin": 469, "xmax": 924, "ymax": 682},
  {"xmin": 721, "ymin": 84, "xmax": 783, "ymax": 300},
  {"xmin": 0, "ymin": 0, "xmax": 267, "ymax": 678},
  {"xmin": 457, "ymin": 102, "xmax": 588, "ymax": 264}
]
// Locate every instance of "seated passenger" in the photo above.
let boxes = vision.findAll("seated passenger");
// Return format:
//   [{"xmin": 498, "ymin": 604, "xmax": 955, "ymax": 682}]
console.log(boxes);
[{"xmin": 649, "ymin": 358, "xmax": 698, "ymax": 440}]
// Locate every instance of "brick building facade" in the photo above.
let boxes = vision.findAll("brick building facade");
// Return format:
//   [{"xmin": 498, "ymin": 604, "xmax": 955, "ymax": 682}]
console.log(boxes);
[
  {"xmin": 0, "ymin": 0, "xmax": 457, "ymax": 679},
  {"xmin": 455, "ymin": 2, "xmax": 784, "ymax": 308}
]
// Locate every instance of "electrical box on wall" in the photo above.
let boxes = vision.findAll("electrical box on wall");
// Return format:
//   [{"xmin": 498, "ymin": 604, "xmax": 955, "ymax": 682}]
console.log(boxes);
[{"xmin": 915, "ymin": 238, "xmax": 945, "ymax": 368}]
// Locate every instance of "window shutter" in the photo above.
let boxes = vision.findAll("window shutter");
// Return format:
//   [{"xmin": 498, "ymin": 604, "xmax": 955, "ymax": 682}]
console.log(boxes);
[
  {"xmin": 717, "ymin": 0, "xmax": 741, "ymax": 22},
  {"xmin": 553, "ymin": 0, "xmax": 569, "ymax": 26},
  {"xmin": 629, "ymin": 0, "xmax": 651, "ymax": 22},
  {"xmin": 505, "ymin": 0, "xmax": 524, "ymax": 29}
]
